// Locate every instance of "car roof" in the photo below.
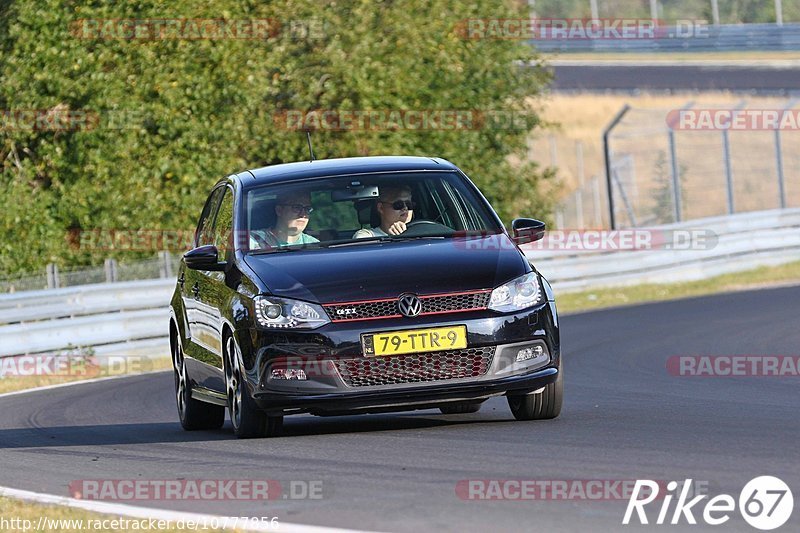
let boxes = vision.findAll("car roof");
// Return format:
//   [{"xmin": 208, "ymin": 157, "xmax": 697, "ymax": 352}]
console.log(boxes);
[{"xmin": 236, "ymin": 156, "xmax": 459, "ymax": 187}]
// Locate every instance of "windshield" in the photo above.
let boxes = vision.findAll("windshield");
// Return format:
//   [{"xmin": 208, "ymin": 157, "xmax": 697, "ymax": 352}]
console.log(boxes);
[{"xmin": 241, "ymin": 171, "xmax": 503, "ymax": 253}]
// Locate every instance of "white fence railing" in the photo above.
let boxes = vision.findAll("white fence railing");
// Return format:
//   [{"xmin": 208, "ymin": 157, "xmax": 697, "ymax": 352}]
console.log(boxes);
[
  {"xmin": 525, "ymin": 208, "xmax": 800, "ymax": 291},
  {"xmin": 1, "ymin": 209, "xmax": 798, "ymax": 357}
]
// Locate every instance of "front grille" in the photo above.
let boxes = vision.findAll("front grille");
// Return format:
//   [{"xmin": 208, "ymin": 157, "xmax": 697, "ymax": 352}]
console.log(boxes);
[
  {"xmin": 334, "ymin": 347, "xmax": 495, "ymax": 387},
  {"xmin": 324, "ymin": 290, "xmax": 491, "ymax": 322}
]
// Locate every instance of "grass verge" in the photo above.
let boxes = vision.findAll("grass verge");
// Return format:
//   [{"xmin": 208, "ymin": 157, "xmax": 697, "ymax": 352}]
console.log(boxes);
[
  {"xmin": 557, "ymin": 260, "xmax": 800, "ymax": 314},
  {"xmin": 0, "ymin": 356, "xmax": 172, "ymax": 395},
  {"xmin": 0, "ymin": 496, "xmax": 230, "ymax": 532}
]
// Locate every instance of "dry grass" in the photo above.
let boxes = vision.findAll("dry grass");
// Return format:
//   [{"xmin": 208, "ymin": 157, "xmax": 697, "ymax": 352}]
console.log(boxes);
[
  {"xmin": 0, "ymin": 357, "xmax": 172, "ymax": 395},
  {"xmin": 558, "ymin": 260, "xmax": 800, "ymax": 313},
  {"xmin": 0, "ymin": 496, "xmax": 231, "ymax": 532}
]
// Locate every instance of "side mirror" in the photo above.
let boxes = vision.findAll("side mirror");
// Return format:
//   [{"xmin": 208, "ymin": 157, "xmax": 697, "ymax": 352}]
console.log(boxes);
[
  {"xmin": 184, "ymin": 245, "xmax": 226, "ymax": 271},
  {"xmin": 511, "ymin": 218, "xmax": 546, "ymax": 244}
]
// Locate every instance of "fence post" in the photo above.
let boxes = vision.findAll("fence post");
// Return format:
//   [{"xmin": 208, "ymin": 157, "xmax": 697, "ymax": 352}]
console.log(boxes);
[
  {"xmin": 668, "ymin": 101, "xmax": 695, "ymax": 224},
  {"xmin": 775, "ymin": 127, "xmax": 786, "ymax": 209},
  {"xmin": 46, "ymin": 263, "xmax": 60, "ymax": 289},
  {"xmin": 592, "ymin": 175, "xmax": 602, "ymax": 227},
  {"xmin": 775, "ymin": 99, "xmax": 796, "ymax": 209},
  {"xmin": 575, "ymin": 141, "xmax": 585, "ymax": 228},
  {"xmin": 159, "ymin": 251, "xmax": 173, "ymax": 279},
  {"xmin": 722, "ymin": 102, "xmax": 747, "ymax": 215},
  {"xmin": 668, "ymin": 129, "xmax": 682, "ymax": 223},
  {"xmin": 603, "ymin": 104, "xmax": 631, "ymax": 230},
  {"xmin": 104, "ymin": 258, "xmax": 118, "ymax": 283}
]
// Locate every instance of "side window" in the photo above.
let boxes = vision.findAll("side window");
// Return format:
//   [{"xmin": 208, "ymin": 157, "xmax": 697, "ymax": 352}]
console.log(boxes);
[
  {"xmin": 196, "ymin": 187, "xmax": 224, "ymax": 247},
  {"xmin": 212, "ymin": 188, "xmax": 234, "ymax": 261}
]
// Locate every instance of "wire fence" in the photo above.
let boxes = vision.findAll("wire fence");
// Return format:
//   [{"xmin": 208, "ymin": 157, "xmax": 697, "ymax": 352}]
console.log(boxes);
[
  {"xmin": 536, "ymin": 99, "xmax": 800, "ymax": 229},
  {"xmin": 0, "ymin": 252, "xmax": 180, "ymax": 294}
]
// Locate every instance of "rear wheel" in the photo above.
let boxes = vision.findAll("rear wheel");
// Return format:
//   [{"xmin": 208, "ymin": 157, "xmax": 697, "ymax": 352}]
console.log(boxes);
[
  {"xmin": 439, "ymin": 401, "xmax": 483, "ymax": 414},
  {"xmin": 173, "ymin": 338, "xmax": 224, "ymax": 430},
  {"xmin": 224, "ymin": 334, "xmax": 283, "ymax": 438},
  {"xmin": 507, "ymin": 367, "xmax": 563, "ymax": 421}
]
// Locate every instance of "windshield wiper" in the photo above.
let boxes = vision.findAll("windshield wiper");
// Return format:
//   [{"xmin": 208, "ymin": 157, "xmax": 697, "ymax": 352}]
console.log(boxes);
[
  {"xmin": 323, "ymin": 237, "xmax": 391, "ymax": 248},
  {"xmin": 249, "ymin": 245, "xmax": 320, "ymax": 255}
]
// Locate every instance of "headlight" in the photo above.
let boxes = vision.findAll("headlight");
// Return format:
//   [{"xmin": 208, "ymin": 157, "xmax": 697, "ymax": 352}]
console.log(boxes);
[
  {"xmin": 488, "ymin": 272, "xmax": 543, "ymax": 312},
  {"xmin": 254, "ymin": 296, "xmax": 330, "ymax": 329}
]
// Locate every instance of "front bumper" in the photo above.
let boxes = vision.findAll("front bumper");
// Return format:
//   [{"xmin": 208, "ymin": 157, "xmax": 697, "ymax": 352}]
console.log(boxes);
[
  {"xmin": 253, "ymin": 366, "xmax": 558, "ymax": 415},
  {"xmin": 241, "ymin": 301, "xmax": 560, "ymax": 415}
]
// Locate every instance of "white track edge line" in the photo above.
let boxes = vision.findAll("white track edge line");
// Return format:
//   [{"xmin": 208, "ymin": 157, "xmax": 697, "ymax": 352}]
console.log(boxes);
[{"xmin": 0, "ymin": 375, "xmax": 377, "ymax": 532}]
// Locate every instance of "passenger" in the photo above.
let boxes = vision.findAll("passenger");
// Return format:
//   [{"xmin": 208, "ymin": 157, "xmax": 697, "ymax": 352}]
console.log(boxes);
[
  {"xmin": 353, "ymin": 185, "xmax": 414, "ymax": 238},
  {"xmin": 251, "ymin": 191, "xmax": 319, "ymax": 248}
]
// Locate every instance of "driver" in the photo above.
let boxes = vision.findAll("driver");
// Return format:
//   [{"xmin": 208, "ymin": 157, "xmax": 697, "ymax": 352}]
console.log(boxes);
[{"xmin": 353, "ymin": 185, "xmax": 414, "ymax": 238}]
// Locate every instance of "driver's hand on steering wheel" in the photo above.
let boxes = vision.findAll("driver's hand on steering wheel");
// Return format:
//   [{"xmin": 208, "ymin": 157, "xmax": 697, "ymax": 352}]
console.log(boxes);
[{"xmin": 387, "ymin": 221, "xmax": 407, "ymax": 235}]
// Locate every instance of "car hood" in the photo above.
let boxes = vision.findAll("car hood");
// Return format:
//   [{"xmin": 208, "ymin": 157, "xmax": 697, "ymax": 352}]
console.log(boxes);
[{"xmin": 242, "ymin": 235, "xmax": 530, "ymax": 303}]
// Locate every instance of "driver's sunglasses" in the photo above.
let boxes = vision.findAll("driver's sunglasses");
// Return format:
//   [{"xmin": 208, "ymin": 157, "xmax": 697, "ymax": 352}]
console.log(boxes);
[
  {"xmin": 279, "ymin": 204, "xmax": 314, "ymax": 215},
  {"xmin": 381, "ymin": 200, "xmax": 415, "ymax": 211}
]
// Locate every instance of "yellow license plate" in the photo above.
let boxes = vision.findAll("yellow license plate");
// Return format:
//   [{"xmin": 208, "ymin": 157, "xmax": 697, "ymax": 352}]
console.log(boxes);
[{"xmin": 362, "ymin": 326, "xmax": 467, "ymax": 357}]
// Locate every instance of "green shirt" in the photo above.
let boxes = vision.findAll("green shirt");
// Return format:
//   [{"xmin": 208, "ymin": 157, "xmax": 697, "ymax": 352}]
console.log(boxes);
[{"xmin": 250, "ymin": 229, "xmax": 319, "ymax": 249}]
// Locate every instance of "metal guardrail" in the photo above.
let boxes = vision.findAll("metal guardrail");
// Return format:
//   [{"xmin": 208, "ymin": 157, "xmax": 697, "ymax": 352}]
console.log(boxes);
[
  {"xmin": 525, "ymin": 208, "xmax": 800, "ymax": 290},
  {"xmin": 531, "ymin": 23, "xmax": 800, "ymax": 52},
  {"xmin": 0, "ymin": 280, "xmax": 173, "ymax": 357},
  {"xmin": 1, "ymin": 209, "xmax": 798, "ymax": 357}
]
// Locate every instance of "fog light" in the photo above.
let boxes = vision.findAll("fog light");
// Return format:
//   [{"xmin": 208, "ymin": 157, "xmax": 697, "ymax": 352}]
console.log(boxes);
[
  {"xmin": 516, "ymin": 345, "xmax": 544, "ymax": 362},
  {"xmin": 271, "ymin": 368, "xmax": 307, "ymax": 380}
]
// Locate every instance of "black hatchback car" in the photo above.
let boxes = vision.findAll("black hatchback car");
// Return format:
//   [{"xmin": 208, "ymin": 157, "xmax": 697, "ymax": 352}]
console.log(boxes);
[{"xmin": 169, "ymin": 156, "xmax": 562, "ymax": 438}]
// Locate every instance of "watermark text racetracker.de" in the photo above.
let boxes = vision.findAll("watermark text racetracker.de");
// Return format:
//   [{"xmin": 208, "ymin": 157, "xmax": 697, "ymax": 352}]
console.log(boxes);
[
  {"xmin": 0, "ymin": 516, "xmax": 279, "ymax": 532},
  {"xmin": 68, "ymin": 479, "xmax": 324, "ymax": 501},
  {"xmin": 455, "ymin": 18, "xmax": 709, "ymax": 40},
  {"xmin": 667, "ymin": 109, "xmax": 800, "ymax": 131},
  {"xmin": 69, "ymin": 18, "xmax": 325, "ymax": 40},
  {"xmin": 456, "ymin": 229, "xmax": 718, "ymax": 252},
  {"xmin": 455, "ymin": 479, "xmax": 707, "ymax": 501},
  {"xmin": 0, "ymin": 354, "xmax": 150, "ymax": 379},
  {"xmin": 667, "ymin": 355, "xmax": 800, "ymax": 377},
  {"xmin": 272, "ymin": 109, "xmax": 538, "ymax": 131}
]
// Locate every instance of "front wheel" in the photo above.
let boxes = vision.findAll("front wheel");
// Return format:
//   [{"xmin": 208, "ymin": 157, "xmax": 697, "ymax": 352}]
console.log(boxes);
[
  {"xmin": 224, "ymin": 334, "xmax": 283, "ymax": 438},
  {"xmin": 507, "ymin": 367, "xmax": 563, "ymax": 421}
]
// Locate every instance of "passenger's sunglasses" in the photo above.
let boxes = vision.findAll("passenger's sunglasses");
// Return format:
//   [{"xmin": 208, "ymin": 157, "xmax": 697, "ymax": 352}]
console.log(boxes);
[
  {"xmin": 279, "ymin": 204, "xmax": 314, "ymax": 215},
  {"xmin": 380, "ymin": 200, "xmax": 415, "ymax": 211}
]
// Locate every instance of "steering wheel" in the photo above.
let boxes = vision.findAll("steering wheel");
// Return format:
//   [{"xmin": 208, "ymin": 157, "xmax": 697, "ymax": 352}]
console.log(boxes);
[
  {"xmin": 406, "ymin": 220, "xmax": 440, "ymax": 227},
  {"xmin": 401, "ymin": 220, "xmax": 453, "ymax": 237}
]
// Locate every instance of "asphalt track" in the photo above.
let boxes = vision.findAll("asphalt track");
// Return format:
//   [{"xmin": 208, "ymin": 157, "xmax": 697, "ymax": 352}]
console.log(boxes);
[
  {"xmin": 1, "ymin": 286, "xmax": 799, "ymax": 532},
  {"xmin": 550, "ymin": 63, "xmax": 800, "ymax": 94}
]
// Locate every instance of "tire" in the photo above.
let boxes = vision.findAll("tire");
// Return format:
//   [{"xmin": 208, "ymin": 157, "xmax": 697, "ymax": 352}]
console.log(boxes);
[
  {"xmin": 439, "ymin": 401, "xmax": 483, "ymax": 414},
  {"xmin": 224, "ymin": 333, "xmax": 283, "ymax": 438},
  {"xmin": 173, "ymin": 338, "xmax": 225, "ymax": 430},
  {"xmin": 507, "ymin": 366, "xmax": 563, "ymax": 421}
]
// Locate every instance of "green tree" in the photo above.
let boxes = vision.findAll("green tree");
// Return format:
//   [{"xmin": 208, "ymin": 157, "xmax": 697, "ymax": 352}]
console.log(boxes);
[{"xmin": 1, "ymin": 0, "xmax": 554, "ymax": 275}]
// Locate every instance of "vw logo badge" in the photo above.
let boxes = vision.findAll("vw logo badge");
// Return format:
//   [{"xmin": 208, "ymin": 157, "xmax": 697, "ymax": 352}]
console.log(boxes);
[{"xmin": 397, "ymin": 293, "xmax": 422, "ymax": 318}]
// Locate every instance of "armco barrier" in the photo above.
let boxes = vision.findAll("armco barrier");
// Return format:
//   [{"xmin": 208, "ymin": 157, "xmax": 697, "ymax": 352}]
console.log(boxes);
[
  {"xmin": 1, "ymin": 209, "xmax": 798, "ymax": 357},
  {"xmin": 524, "ymin": 208, "xmax": 800, "ymax": 291}
]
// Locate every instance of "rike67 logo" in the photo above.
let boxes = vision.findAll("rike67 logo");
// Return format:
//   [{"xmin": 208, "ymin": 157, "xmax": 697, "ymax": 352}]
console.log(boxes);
[{"xmin": 624, "ymin": 477, "xmax": 793, "ymax": 530}]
